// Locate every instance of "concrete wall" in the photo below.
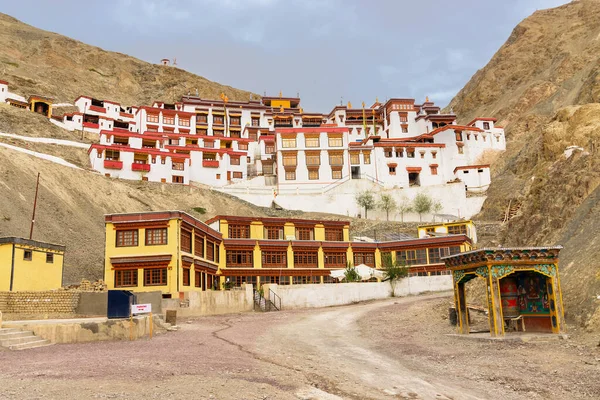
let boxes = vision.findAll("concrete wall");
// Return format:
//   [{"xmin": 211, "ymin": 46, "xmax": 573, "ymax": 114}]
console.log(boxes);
[
  {"xmin": 76, "ymin": 292, "xmax": 107, "ymax": 316},
  {"xmin": 264, "ymin": 275, "xmax": 452, "ymax": 309},
  {"xmin": 4, "ymin": 315, "xmax": 166, "ymax": 344},
  {"xmin": 162, "ymin": 284, "xmax": 254, "ymax": 317}
]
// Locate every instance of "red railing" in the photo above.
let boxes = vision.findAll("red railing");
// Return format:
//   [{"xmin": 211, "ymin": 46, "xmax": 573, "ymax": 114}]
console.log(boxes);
[
  {"xmin": 89, "ymin": 105, "xmax": 107, "ymax": 113},
  {"xmin": 104, "ymin": 160, "xmax": 123, "ymax": 170},
  {"xmin": 83, "ymin": 122, "xmax": 100, "ymax": 129},
  {"xmin": 202, "ymin": 160, "xmax": 219, "ymax": 168},
  {"xmin": 131, "ymin": 163, "xmax": 151, "ymax": 172}
]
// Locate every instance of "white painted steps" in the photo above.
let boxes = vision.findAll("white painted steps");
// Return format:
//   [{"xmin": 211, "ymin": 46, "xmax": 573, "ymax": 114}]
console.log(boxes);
[{"xmin": 0, "ymin": 328, "xmax": 52, "ymax": 350}]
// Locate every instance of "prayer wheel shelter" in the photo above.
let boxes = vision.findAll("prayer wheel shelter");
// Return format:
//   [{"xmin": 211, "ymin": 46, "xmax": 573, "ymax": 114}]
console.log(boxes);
[
  {"xmin": 28, "ymin": 95, "xmax": 53, "ymax": 118},
  {"xmin": 443, "ymin": 247, "xmax": 565, "ymax": 337}
]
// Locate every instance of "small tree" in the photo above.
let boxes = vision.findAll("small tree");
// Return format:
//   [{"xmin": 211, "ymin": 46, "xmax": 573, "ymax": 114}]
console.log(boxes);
[
  {"xmin": 397, "ymin": 195, "xmax": 412, "ymax": 222},
  {"xmin": 413, "ymin": 192, "xmax": 433, "ymax": 222},
  {"xmin": 432, "ymin": 200, "xmax": 443, "ymax": 222},
  {"xmin": 355, "ymin": 190, "xmax": 376, "ymax": 219},
  {"xmin": 381, "ymin": 252, "xmax": 408, "ymax": 296},
  {"xmin": 344, "ymin": 262, "xmax": 361, "ymax": 282},
  {"xmin": 378, "ymin": 193, "xmax": 397, "ymax": 221}
]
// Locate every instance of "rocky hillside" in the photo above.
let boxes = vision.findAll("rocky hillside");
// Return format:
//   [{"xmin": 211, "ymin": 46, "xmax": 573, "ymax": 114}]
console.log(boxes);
[
  {"xmin": 448, "ymin": 0, "xmax": 600, "ymax": 331},
  {"xmin": 0, "ymin": 13, "xmax": 256, "ymax": 106}
]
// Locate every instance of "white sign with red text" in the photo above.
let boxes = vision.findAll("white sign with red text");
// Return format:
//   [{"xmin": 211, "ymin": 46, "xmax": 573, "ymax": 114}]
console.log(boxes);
[{"xmin": 131, "ymin": 303, "xmax": 152, "ymax": 315}]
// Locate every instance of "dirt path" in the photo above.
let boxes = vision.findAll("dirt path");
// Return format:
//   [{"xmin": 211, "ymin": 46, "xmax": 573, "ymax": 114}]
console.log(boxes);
[{"xmin": 1, "ymin": 293, "xmax": 598, "ymax": 399}]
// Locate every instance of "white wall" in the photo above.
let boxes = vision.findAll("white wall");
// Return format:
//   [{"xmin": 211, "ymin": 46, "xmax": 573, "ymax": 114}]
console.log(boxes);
[{"xmin": 264, "ymin": 275, "xmax": 452, "ymax": 309}]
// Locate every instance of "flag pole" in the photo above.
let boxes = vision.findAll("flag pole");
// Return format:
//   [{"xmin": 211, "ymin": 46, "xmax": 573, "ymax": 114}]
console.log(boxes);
[{"xmin": 29, "ymin": 172, "xmax": 41, "ymax": 240}]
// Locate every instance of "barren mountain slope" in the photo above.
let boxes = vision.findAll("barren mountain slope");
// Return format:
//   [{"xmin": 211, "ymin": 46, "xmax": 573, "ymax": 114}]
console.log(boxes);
[
  {"xmin": 448, "ymin": 0, "xmax": 600, "ymax": 329},
  {"xmin": 0, "ymin": 13, "xmax": 256, "ymax": 105}
]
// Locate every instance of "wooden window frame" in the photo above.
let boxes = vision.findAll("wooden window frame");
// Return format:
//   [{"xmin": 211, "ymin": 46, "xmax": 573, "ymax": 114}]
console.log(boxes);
[
  {"xmin": 163, "ymin": 116, "xmax": 175, "ymax": 125},
  {"xmin": 324, "ymin": 252, "xmax": 347, "ymax": 267},
  {"xmin": 181, "ymin": 229, "xmax": 192, "ymax": 253},
  {"xmin": 324, "ymin": 228, "xmax": 344, "ymax": 242},
  {"xmin": 143, "ymin": 268, "xmax": 167, "ymax": 286},
  {"xmin": 147, "ymin": 114, "xmax": 159, "ymax": 123},
  {"xmin": 262, "ymin": 251, "xmax": 287, "ymax": 267},
  {"xmin": 353, "ymin": 252, "xmax": 375, "ymax": 267},
  {"xmin": 194, "ymin": 235, "xmax": 205, "ymax": 258},
  {"xmin": 305, "ymin": 137, "xmax": 320, "ymax": 148},
  {"xmin": 145, "ymin": 228, "xmax": 168, "ymax": 246},
  {"xmin": 116, "ymin": 229, "xmax": 139, "ymax": 247},
  {"xmin": 182, "ymin": 267, "xmax": 191, "ymax": 286},
  {"xmin": 265, "ymin": 226, "xmax": 284, "ymax": 240},
  {"xmin": 285, "ymin": 170, "xmax": 296, "ymax": 180},
  {"xmin": 23, "ymin": 250, "xmax": 32, "ymax": 261},
  {"xmin": 228, "ymin": 224, "xmax": 250, "ymax": 239},
  {"xmin": 295, "ymin": 227, "xmax": 314, "ymax": 241},
  {"xmin": 308, "ymin": 169, "xmax": 319, "ymax": 180},
  {"xmin": 282, "ymin": 137, "xmax": 297, "ymax": 148},
  {"xmin": 226, "ymin": 250, "xmax": 254, "ymax": 267},
  {"xmin": 293, "ymin": 251, "xmax": 319, "ymax": 268},
  {"xmin": 46, "ymin": 253, "xmax": 54, "ymax": 263},
  {"xmin": 115, "ymin": 269, "xmax": 138, "ymax": 288}
]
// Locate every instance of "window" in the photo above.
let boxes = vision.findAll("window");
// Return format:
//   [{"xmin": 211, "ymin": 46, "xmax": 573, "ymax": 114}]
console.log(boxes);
[
  {"xmin": 363, "ymin": 152, "xmax": 371, "ymax": 164},
  {"xmin": 295, "ymin": 227, "xmax": 314, "ymax": 240},
  {"xmin": 350, "ymin": 153, "xmax": 360, "ymax": 165},
  {"xmin": 229, "ymin": 224, "xmax": 250, "ymax": 239},
  {"xmin": 146, "ymin": 228, "xmax": 167, "ymax": 245},
  {"xmin": 251, "ymin": 117, "xmax": 260, "ymax": 126},
  {"xmin": 46, "ymin": 253, "xmax": 54, "ymax": 263},
  {"xmin": 181, "ymin": 230, "xmax": 192, "ymax": 253},
  {"xmin": 263, "ymin": 163, "xmax": 274, "ymax": 175},
  {"xmin": 428, "ymin": 247, "xmax": 450, "ymax": 264},
  {"xmin": 230, "ymin": 157, "xmax": 241, "ymax": 166},
  {"xmin": 420, "ymin": 151, "xmax": 425, "ymax": 159},
  {"xmin": 406, "ymin": 149, "xmax": 415, "ymax": 158},
  {"xmin": 466, "ymin": 133, "xmax": 471, "ymax": 141},
  {"xmin": 265, "ymin": 144, "xmax": 275, "ymax": 154},
  {"xmin": 430, "ymin": 166, "xmax": 438, "ymax": 175},
  {"xmin": 353, "ymin": 252, "xmax": 375, "ymax": 267},
  {"xmin": 179, "ymin": 118, "xmax": 190, "ymax": 127},
  {"xmin": 163, "ymin": 116, "xmax": 174, "ymax": 125},
  {"xmin": 458, "ymin": 146, "xmax": 464, "ymax": 154},
  {"xmin": 183, "ymin": 267, "xmax": 190, "ymax": 286},
  {"xmin": 389, "ymin": 166, "xmax": 396, "ymax": 175},
  {"xmin": 265, "ymin": 225, "xmax": 284, "ymax": 240},
  {"xmin": 172, "ymin": 176, "xmax": 184, "ymax": 184},
  {"xmin": 448, "ymin": 224, "xmax": 468, "ymax": 235},
  {"xmin": 213, "ymin": 129, "xmax": 224, "ymax": 137},
  {"xmin": 195, "ymin": 235, "xmax": 204, "ymax": 257},
  {"xmin": 282, "ymin": 137, "xmax": 297, "ymax": 148},
  {"xmin": 293, "ymin": 251, "xmax": 318, "ymax": 267},
  {"xmin": 329, "ymin": 153, "xmax": 343, "ymax": 166},
  {"xmin": 293, "ymin": 276, "xmax": 321, "ymax": 284},
  {"xmin": 305, "ymin": 136, "xmax": 320, "ymax": 147},
  {"xmin": 226, "ymin": 250, "xmax": 253, "ymax": 267},
  {"xmin": 325, "ymin": 228, "xmax": 344, "ymax": 241},
  {"xmin": 147, "ymin": 114, "xmax": 159, "ymax": 123},
  {"xmin": 305, "ymin": 153, "xmax": 321, "ymax": 166},
  {"xmin": 328, "ymin": 136, "xmax": 343, "ymax": 147},
  {"xmin": 206, "ymin": 241, "xmax": 215, "ymax": 261},
  {"xmin": 282, "ymin": 154, "xmax": 297, "ymax": 167},
  {"xmin": 483, "ymin": 122, "xmax": 490, "ymax": 130},
  {"xmin": 233, "ymin": 171, "xmax": 243, "ymax": 179},
  {"xmin": 23, "ymin": 250, "xmax": 32, "ymax": 261},
  {"xmin": 172, "ymin": 161, "xmax": 185, "ymax": 170},
  {"xmin": 455, "ymin": 132, "xmax": 463, "ymax": 141},
  {"xmin": 332, "ymin": 169, "xmax": 342, "ymax": 179},
  {"xmin": 324, "ymin": 252, "xmax": 346, "ymax": 267},
  {"xmin": 401, "ymin": 125, "xmax": 408, "ymax": 133},
  {"xmin": 385, "ymin": 149, "xmax": 393, "ymax": 158},
  {"xmin": 204, "ymin": 140, "xmax": 215, "ymax": 148},
  {"xmin": 432, "ymin": 151, "xmax": 437, "ymax": 159},
  {"xmin": 115, "ymin": 270, "xmax": 138, "ymax": 287},
  {"xmin": 230, "ymin": 116, "xmax": 241, "ymax": 125},
  {"xmin": 161, "ymin": 158, "xmax": 166, "ymax": 165},
  {"xmin": 285, "ymin": 170, "xmax": 296, "ymax": 180},
  {"xmin": 238, "ymin": 143, "xmax": 249, "ymax": 150},
  {"xmin": 213, "ymin": 115, "xmax": 224, "ymax": 124},
  {"xmin": 195, "ymin": 270, "xmax": 202, "ymax": 288},
  {"xmin": 116, "ymin": 230, "xmax": 138, "ymax": 247},
  {"xmin": 308, "ymin": 169, "xmax": 319, "ymax": 180},
  {"xmin": 450, "ymin": 246, "xmax": 461, "ymax": 255},
  {"xmin": 144, "ymin": 268, "xmax": 167, "ymax": 286},
  {"xmin": 262, "ymin": 251, "xmax": 287, "ymax": 267},
  {"xmin": 398, "ymin": 249, "xmax": 427, "ymax": 265},
  {"xmin": 197, "ymin": 114, "xmax": 208, "ymax": 123}
]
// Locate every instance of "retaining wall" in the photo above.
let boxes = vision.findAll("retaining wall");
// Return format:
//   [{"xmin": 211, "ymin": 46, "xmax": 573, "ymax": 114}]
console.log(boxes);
[
  {"xmin": 264, "ymin": 275, "xmax": 452, "ymax": 309},
  {"xmin": 0, "ymin": 291, "xmax": 80, "ymax": 315},
  {"xmin": 162, "ymin": 285, "xmax": 254, "ymax": 317}
]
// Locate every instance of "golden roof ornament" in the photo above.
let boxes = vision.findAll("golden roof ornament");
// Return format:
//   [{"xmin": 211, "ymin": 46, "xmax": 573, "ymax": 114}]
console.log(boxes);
[
  {"xmin": 362, "ymin": 101, "xmax": 365, "ymax": 108},
  {"xmin": 426, "ymin": 96, "xmax": 429, "ymax": 102},
  {"xmin": 280, "ymin": 104, "xmax": 284, "ymax": 113},
  {"xmin": 279, "ymin": 90, "xmax": 282, "ymax": 98},
  {"xmin": 376, "ymin": 97, "xmax": 379, "ymax": 103},
  {"xmin": 347, "ymin": 101, "xmax": 352, "ymax": 108}
]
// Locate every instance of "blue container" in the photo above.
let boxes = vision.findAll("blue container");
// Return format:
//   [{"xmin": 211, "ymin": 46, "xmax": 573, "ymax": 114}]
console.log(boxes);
[{"xmin": 107, "ymin": 290, "xmax": 136, "ymax": 319}]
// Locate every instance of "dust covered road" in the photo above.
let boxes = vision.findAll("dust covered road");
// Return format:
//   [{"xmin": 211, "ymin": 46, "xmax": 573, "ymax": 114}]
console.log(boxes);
[{"xmin": 1, "ymin": 293, "xmax": 598, "ymax": 399}]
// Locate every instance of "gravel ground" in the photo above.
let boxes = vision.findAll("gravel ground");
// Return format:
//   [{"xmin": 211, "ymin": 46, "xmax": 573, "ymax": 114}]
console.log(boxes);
[{"xmin": 1, "ymin": 293, "xmax": 599, "ymax": 399}]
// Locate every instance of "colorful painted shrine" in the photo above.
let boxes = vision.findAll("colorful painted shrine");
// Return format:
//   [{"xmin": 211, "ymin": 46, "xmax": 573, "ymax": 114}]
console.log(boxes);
[
  {"xmin": 28, "ymin": 95, "xmax": 53, "ymax": 118},
  {"xmin": 443, "ymin": 247, "xmax": 565, "ymax": 337}
]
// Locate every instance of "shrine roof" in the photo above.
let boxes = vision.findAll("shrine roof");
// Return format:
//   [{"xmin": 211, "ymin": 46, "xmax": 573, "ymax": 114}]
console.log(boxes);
[{"xmin": 442, "ymin": 246, "xmax": 563, "ymax": 269}]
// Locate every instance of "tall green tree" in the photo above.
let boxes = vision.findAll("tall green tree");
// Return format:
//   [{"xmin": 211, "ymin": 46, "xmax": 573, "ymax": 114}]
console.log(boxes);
[
  {"xmin": 356, "ymin": 190, "xmax": 376, "ymax": 219},
  {"xmin": 413, "ymin": 192, "xmax": 433, "ymax": 222},
  {"xmin": 378, "ymin": 193, "xmax": 397, "ymax": 221},
  {"xmin": 381, "ymin": 252, "xmax": 408, "ymax": 296}
]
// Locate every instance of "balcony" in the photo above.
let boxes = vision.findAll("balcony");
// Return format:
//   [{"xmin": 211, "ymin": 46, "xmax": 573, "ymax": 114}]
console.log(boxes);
[
  {"xmin": 88, "ymin": 105, "xmax": 107, "ymax": 113},
  {"xmin": 131, "ymin": 163, "xmax": 151, "ymax": 172},
  {"xmin": 104, "ymin": 160, "xmax": 123, "ymax": 170},
  {"xmin": 83, "ymin": 122, "xmax": 100, "ymax": 129},
  {"xmin": 203, "ymin": 160, "xmax": 219, "ymax": 168}
]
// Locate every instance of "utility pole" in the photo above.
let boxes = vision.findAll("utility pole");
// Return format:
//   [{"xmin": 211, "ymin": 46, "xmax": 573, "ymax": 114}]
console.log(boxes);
[{"xmin": 29, "ymin": 172, "xmax": 40, "ymax": 240}]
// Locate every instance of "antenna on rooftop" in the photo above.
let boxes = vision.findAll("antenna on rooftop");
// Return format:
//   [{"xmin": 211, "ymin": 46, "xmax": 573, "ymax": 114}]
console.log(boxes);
[
  {"xmin": 264, "ymin": 90, "xmax": 267, "ymax": 96},
  {"xmin": 340, "ymin": 97, "xmax": 343, "ymax": 106},
  {"xmin": 173, "ymin": 57, "xmax": 177, "ymax": 66}
]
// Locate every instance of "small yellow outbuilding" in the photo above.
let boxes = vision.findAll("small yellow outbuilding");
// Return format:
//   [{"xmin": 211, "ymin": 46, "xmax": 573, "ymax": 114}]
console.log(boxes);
[{"xmin": 0, "ymin": 237, "xmax": 66, "ymax": 291}]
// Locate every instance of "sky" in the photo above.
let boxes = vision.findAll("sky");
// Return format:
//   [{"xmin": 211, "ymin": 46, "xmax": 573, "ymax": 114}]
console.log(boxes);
[{"xmin": 2, "ymin": 0, "xmax": 569, "ymax": 111}]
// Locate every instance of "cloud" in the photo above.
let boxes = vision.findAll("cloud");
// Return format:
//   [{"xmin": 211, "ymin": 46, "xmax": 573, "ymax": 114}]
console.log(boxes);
[{"xmin": 427, "ymin": 89, "xmax": 460, "ymax": 105}]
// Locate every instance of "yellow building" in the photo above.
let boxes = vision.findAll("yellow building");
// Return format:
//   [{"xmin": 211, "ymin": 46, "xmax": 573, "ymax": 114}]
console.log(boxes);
[
  {"xmin": 417, "ymin": 220, "xmax": 477, "ymax": 244},
  {"xmin": 207, "ymin": 215, "xmax": 473, "ymax": 287},
  {"xmin": 28, "ymin": 95, "xmax": 53, "ymax": 118},
  {"xmin": 104, "ymin": 211, "xmax": 473, "ymax": 296},
  {"xmin": 0, "ymin": 237, "xmax": 65, "ymax": 291},
  {"xmin": 104, "ymin": 211, "xmax": 222, "ymax": 298}
]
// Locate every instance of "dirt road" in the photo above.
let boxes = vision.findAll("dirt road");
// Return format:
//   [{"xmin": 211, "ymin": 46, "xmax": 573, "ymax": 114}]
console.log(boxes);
[{"xmin": 1, "ymin": 293, "xmax": 598, "ymax": 399}]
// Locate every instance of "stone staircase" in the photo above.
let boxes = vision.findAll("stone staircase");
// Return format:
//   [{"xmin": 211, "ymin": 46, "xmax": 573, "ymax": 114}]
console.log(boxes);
[{"xmin": 0, "ymin": 327, "xmax": 52, "ymax": 351}]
